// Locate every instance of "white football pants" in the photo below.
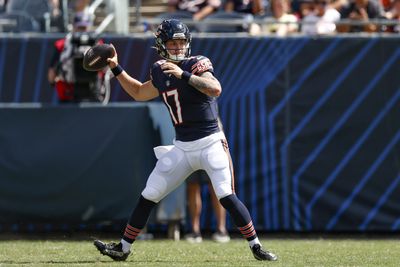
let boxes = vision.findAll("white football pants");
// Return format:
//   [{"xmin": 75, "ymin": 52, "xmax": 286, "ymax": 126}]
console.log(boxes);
[{"xmin": 141, "ymin": 138, "xmax": 234, "ymax": 203}]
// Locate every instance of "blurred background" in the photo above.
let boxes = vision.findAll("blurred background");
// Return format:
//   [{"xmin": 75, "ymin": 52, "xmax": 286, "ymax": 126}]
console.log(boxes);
[{"xmin": 0, "ymin": 0, "xmax": 399, "ymax": 239}]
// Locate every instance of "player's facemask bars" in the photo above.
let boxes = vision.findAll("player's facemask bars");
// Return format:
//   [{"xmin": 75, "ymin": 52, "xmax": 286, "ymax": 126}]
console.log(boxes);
[{"xmin": 166, "ymin": 41, "xmax": 190, "ymax": 62}]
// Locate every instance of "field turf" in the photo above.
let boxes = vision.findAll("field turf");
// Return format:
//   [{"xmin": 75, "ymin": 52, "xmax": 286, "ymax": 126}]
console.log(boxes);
[{"xmin": 0, "ymin": 235, "xmax": 399, "ymax": 266}]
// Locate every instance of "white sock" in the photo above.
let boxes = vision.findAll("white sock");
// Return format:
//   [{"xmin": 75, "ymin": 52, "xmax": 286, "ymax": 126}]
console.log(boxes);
[
  {"xmin": 121, "ymin": 239, "xmax": 132, "ymax": 253},
  {"xmin": 248, "ymin": 237, "xmax": 261, "ymax": 248}
]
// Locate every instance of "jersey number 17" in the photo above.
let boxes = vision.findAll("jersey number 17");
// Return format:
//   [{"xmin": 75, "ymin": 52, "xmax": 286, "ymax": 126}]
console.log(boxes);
[{"xmin": 162, "ymin": 89, "xmax": 182, "ymax": 125}]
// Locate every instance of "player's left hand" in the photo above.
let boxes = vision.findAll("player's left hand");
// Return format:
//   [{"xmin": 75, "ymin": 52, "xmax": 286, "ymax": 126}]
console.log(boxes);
[{"xmin": 161, "ymin": 62, "xmax": 183, "ymax": 79}]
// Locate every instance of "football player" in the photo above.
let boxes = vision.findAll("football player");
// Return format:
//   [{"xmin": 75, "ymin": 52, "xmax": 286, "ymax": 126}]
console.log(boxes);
[{"xmin": 94, "ymin": 19, "xmax": 277, "ymax": 262}]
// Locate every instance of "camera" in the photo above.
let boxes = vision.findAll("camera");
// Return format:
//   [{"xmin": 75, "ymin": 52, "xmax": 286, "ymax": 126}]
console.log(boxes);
[{"xmin": 70, "ymin": 32, "xmax": 103, "ymax": 102}]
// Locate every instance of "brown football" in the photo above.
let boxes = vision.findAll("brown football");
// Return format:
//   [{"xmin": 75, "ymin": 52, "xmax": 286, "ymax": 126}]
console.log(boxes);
[{"xmin": 83, "ymin": 43, "xmax": 114, "ymax": 71}]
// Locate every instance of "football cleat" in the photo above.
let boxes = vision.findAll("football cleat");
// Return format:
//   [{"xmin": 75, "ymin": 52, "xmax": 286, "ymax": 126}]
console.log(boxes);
[
  {"xmin": 93, "ymin": 240, "xmax": 130, "ymax": 261},
  {"xmin": 251, "ymin": 244, "xmax": 278, "ymax": 261}
]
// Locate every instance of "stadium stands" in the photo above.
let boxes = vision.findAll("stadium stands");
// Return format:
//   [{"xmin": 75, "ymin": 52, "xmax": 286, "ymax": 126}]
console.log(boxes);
[
  {"xmin": 6, "ymin": 0, "xmax": 51, "ymax": 31},
  {"xmin": 0, "ymin": 11, "xmax": 40, "ymax": 32},
  {"xmin": 196, "ymin": 11, "xmax": 253, "ymax": 33},
  {"xmin": 0, "ymin": 0, "xmax": 398, "ymax": 34}
]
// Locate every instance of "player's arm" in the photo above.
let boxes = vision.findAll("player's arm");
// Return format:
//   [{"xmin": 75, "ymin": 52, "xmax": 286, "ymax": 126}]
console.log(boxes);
[
  {"xmin": 108, "ymin": 45, "xmax": 159, "ymax": 101},
  {"xmin": 187, "ymin": 71, "xmax": 221, "ymax": 97},
  {"xmin": 161, "ymin": 62, "xmax": 221, "ymax": 97},
  {"xmin": 114, "ymin": 71, "xmax": 159, "ymax": 101},
  {"xmin": 48, "ymin": 46, "xmax": 61, "ymax": 84}
]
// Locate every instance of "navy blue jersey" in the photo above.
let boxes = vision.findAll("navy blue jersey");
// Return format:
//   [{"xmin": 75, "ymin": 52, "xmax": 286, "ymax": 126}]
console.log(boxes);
[{"xmin": 151, "ymin": 56, "xmax": 220, "ymax": 141}]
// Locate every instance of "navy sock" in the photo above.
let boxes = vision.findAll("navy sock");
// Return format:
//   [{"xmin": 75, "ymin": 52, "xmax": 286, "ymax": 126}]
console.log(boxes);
[
  {"xmin": 220, "ymin": 194, "xmax": 258, "ymax": 241},
  {"xmin": 122, "ymin": 195, "xmax": 157, "ymax": 243}
]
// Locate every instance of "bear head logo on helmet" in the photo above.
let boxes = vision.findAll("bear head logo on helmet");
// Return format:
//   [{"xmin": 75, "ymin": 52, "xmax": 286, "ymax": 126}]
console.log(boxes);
[{"xmin": 154, "ymin": 19, "xmax": 192, "ymax": 62}]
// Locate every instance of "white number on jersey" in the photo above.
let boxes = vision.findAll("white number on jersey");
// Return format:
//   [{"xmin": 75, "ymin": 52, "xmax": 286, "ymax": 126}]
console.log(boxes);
[{"xmin": 162, "ymin": 89, "xmax": 183, "ymax": 125}]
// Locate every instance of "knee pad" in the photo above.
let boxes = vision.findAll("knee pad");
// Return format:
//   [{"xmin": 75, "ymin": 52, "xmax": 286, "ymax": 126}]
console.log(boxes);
[
  {"xmin": 142, "ymin": 172, "xmax": 168, "ymax": 203},
  {"xmin": 203, "ymin": 144, "xmax": 229, "ymax": 171},
  {"xmin": 142, "ymin": 186, "xmax": 162, "ymax": 203},
  {"xmin": 155, "ymin": 147, "xmax": 182, "ymax": 174},
  {"xmin": 141, "ymin": 186, "xmax": 163, "ymax": 203}
]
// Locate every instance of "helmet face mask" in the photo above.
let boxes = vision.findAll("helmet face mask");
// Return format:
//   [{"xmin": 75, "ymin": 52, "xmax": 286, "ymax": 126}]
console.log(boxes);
[
  {"xmin": 155, "ymin": 19, "xmax": 192, "ymax": 62},
  {"xmin": 165, "ymin": 39, "xmax": 190, "ymax": 62}
]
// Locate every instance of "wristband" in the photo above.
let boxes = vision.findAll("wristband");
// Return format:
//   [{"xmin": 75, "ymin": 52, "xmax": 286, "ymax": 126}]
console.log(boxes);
[
  {"xmin": 181, "ymin": 71, "xmax": 192, "ymax": 82},
  {"xmin": 111, "ymin": 64, "xmax": 123, "ymax": 77}
]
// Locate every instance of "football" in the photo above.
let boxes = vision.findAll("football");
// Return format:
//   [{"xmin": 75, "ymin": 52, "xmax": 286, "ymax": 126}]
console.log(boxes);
[{"xmin": 82, "ymin": 43, "xmax": 114, "ymax": 71}]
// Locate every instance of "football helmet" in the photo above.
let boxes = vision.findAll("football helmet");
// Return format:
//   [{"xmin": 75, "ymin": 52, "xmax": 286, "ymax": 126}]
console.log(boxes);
[{"xmin": 155, "ymin": 19, "xmax": 192, "ymax": 62}]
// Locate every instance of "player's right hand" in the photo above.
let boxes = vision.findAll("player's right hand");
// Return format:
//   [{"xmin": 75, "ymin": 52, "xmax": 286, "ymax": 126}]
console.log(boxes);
[{"xmin": 107, "ymin": 44, "xmax": 119, "ymax": 68}]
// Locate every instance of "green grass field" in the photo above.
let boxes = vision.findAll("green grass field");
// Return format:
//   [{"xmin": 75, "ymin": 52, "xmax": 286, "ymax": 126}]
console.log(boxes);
[{"xmin": 1, "ymin": 236, "xmax": 399, "ymax": 267}]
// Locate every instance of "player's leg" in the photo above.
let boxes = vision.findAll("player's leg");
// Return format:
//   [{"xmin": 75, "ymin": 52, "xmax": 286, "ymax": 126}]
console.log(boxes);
[
  {"xmin": 218, "ymin": 194, "xmax": 277, "ymax": 261},
  {"xmin": 122, "ymin": 146, "xmax": 193, "ymax": 250},
  {"xmin": 202, "ymin": 140, "xmax": 277, "ymax": 261},
  {"xmin": 185, "ymin": 172, "xmax": 203, "ymax": 243},
  {"xmin": 94, "ymin": 146, "xmax": 193, "ymax": 261},
  {"xmin": 208, "ymin": 182, "xmax": 230, "ymax": 243},
  {"xmin": 93, "ymin": 194, "xmax": 155, "ymax": 261}
]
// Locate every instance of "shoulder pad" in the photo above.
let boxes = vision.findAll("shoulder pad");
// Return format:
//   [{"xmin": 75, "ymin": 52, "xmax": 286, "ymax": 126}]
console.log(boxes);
[
  {"xmin": 154, "ymin": 59, "xmax": 167, "ymax": 66},
  {"xmin": 152, "ymin": 59, "xmax": 166, "ymax": 71},
  {"xmin": 190, "ymin": 56, "xmax": 213, "ymax": 75}
]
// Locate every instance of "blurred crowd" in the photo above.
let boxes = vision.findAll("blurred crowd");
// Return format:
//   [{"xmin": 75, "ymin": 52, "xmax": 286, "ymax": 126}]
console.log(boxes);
[
  {"xmin": 161, "ymin": 0, "xmax": 400, "ymax": 34},
  {"xmin": 0, "ymin": 0, "xmax": 91, "ymax": 32},
  {"xmin": 0, "ymin": 0, "xmax": 399, "ymax": 34}
]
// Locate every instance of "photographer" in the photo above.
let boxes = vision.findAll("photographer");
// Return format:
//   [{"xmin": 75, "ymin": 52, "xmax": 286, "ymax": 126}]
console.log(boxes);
[{"xmin": 48, "ymin": 12, "xmax": 105, "ymax": 103}]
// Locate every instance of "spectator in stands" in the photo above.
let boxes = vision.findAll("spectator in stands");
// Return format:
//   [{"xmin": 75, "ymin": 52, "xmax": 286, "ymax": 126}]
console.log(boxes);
[
  {"xmin": 72, "ymin": 0, "xmax": 90, "ymax": 15},
  {"xmin": 224, "ymin": 0, "xmax": 267, "ymax": 34},
  {"xmin": 167, "ymin": 0, "xmax": 222, "ymax": 20},
  {"xmin": 294, "ymin": 0, "xmax": 315, "ymax": 19},
  {"xmin": 381, "ymin": 0, "xmax": 393, "ymax": 11},
  {"xmin": 47, "ymin": 12, "xmax": 104, "ymax": 103},
  {"xmin": 260, "ymin": 0, "xmax": 299, "ymax": 35},
  {"xmin": 329, "ymin": 0, "xmax": 350, "ymax": 11},
  {"xmin": 185, "ymin": 171, "xmax": 230, "ymax": 243},
  {"xmin": 224, "ymin": 0, "xmax": 266, "ymax": 15},
  {"xmin": 0, "ymin": 0, "xmax": 7, "ymax": 13},
  {"xmin": 48, "ymin": 0, "xmax": 64, "ymax": 32},
  {"xmin": 385, "ymin": 0, "xmax": 400, "ymax": 32},
  {"xmin": 6, "ymin": 0, "xmax": 61, "ymax": 31},
  {"xmin": 337, "ymin": 0, "xmax": 386, "ymax": 32},
  {"xmin": 49, "ymin": 0, "xmax": 60, "ymax": 17},
  {"xmin": 301, "ymin": 0, "xmax": 341, "ymax": 34}
]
